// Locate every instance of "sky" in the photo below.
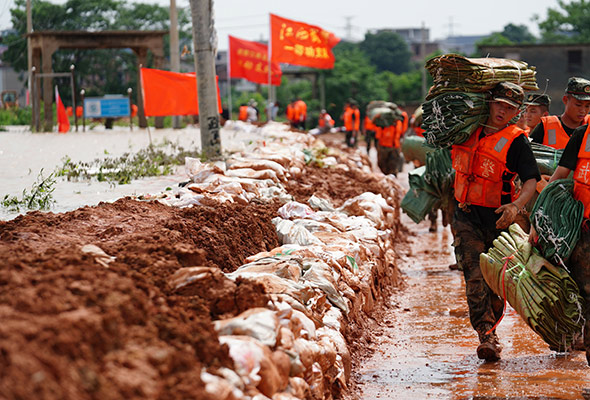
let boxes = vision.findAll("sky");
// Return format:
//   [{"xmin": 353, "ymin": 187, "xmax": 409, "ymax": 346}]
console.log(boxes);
[{"xmin": 0, "ymin": 0, "xmax": 563, "ymax": 50}]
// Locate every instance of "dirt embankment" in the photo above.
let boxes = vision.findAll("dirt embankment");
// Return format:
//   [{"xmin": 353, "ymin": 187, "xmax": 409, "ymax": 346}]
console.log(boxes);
[{"xmin": 0, "ymin": 142, "xmax": 403, "ymax": 399}]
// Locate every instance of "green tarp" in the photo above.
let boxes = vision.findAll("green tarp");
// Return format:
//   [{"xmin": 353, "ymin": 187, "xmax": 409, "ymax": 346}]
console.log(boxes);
[{"xmin": 480, "ymin": 223, "xmax": 585, "ymax": 351}]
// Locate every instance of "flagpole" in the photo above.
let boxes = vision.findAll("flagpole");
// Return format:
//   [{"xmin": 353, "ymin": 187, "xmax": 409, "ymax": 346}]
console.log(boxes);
[
  {"xmin": 267, "ymin": 14, "xmax": 272, "ymax": 114},
  {"xmin": 227, "ymin": 40, "xmax": 232, "ymax": 121}
]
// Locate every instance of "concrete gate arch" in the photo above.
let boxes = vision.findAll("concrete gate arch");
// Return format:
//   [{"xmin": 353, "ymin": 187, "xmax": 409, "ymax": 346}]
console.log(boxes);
[{"xmin": 28, "ymin": 30, "xmax": 166, "ymax": 131}]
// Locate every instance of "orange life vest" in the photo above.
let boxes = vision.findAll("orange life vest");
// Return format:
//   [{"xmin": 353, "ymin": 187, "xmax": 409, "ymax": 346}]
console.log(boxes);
[
  {"xmin": 401, "ymin": 111, "xmax": 409, "ymax": 134},
  {"xmin": 452, "ymin": 125, "xmax": 524, "ymax": 208},
  {"xmin": 239, "ymin": 105, "xmax": 248, "ymax": 121},
  {"xmin": 352, "ymin": 108, "xmax": 360, "ymax": 131},
  {"xmin": 541, "ymin": 115, "xmax": 590, "ymax": 149},
  {"xmin": 572, "ymin": 124, "xmax": 590, "ymax": 219},
  {"xmin": 364, "ymin": 116, "xmax": 376, "ymax": 132},
  {"xmin": 295, "ymin": 100, "xmax": 307, "ymax": 121},
  {"xmin": 343, "ymin": 107, "xmax": 354, "ymax": 131},
  {"xmin": 319, "ymin": 113, "xmax": 333, "ymax": 128},
  {"xmin": 378, "ymin": 125, "xmax": 400, "ymax": 148},
  {"xmin": 414, "ymin": 126, "xmax": 425, "ymax": 137}
]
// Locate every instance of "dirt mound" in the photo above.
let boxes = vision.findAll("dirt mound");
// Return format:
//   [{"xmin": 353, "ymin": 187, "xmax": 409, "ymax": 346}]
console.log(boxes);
[{"xmin": 0, "ymin": 197, "xmax": 280, "ymax": 399}]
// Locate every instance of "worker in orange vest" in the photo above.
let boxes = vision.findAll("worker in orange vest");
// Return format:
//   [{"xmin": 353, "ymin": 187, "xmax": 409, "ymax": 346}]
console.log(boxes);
[
  {"xmin": 294, "ymin": 98, "xmax": 307, "ymax": 130},
  {"xmin": 523, "ymin": 93, "xmax": 550, "ymax": 133},
  {"xmin": 530, "ymin": 77, "xmax": 590, "ymax": 149},
  {"xmin": 451, "ymin": 82, "xmax": 540, "ymax": 362},
  {"xmin": 545, "ymin": 79, "xmax": 590, "ymax": 363},
  {"xmin": 238, "ymin": 104, "xmax": 248, "ymax": 121},
  {"xmin": 317, "ymin": 109, "xmax": 334, "ymax": 133},
  {"xmin": 342, "ymin": 100, "xmax": 360, "ymax": 147},
  {"xmin": 375, "ymin": 122, "xmax": 402, "ymax": 176}
]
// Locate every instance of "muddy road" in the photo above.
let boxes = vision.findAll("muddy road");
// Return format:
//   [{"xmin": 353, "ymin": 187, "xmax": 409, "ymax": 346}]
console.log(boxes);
[{"xmin": 355, "ymin": 213, "xmax": 589, "ymax": 399}]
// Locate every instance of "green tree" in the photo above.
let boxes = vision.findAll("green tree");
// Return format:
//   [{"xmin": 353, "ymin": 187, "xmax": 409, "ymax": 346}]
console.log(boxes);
[
  {"xmin": 536, "ymin": 0, "xmax": 590, "ymax": 43},
  {"xmin": 2, "ymin": 0, "xmax": 192, "ymax": 104},
  {"xmin": 501, "ymin": 23, "xmax": 536, "ymax": 43},
  {"xmin": 476, "ymin": 32, "xmax": 515, "ymax": 47},
  {"xmin": 359, "ymin": 31, "xmax": 412, "ymax": 74}
]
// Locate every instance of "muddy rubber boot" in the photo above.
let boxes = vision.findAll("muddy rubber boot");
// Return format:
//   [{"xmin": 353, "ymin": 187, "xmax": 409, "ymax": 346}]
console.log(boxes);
[{"xmin": 477, "ymin": 328, "xmax": 502, "ymax": 361}]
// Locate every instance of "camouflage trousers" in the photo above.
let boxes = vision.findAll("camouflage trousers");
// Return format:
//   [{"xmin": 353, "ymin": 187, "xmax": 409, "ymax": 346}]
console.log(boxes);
[
  {"xmin": 568, "ymin": 224, "xmax": 590, "ymax": 359},
  {"xmin": 451, "ymin": 215, "xmax": 504, "ymax": 338},
  {"xmin": 377, "ymin": 145, "xmax": 402, "ymax": 176}
]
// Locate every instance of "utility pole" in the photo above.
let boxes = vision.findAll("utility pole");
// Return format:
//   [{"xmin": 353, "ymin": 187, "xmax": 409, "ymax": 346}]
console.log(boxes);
[
  {"xmin": 344, "ymin": 16, "xmax": 354, "ymax": 41},
  {"xmin": 421, "ymin": 22, "xmax": 427, "ymax": 99},
  {"xmin": 26, "ymin": 0, "xmax": 32, "ymax": 109},
  {"xmin": 170, "ymin": 0, "xmax": 181, "ymax": 129},
  {"xmin": 189, "ymin": 0, "xmax": 221, "ymax": 158}
]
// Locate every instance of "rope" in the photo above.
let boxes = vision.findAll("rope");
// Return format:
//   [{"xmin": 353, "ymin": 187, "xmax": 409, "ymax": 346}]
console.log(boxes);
[{"xmin": 486, "ymin": 253, "xmax": 515, "ymax": 335}]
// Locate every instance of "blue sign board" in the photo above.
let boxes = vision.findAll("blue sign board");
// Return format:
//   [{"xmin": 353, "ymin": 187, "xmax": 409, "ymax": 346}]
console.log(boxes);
[{"xmin": 84, "ymin": 96, "xmax": 130, "ymax": 118}]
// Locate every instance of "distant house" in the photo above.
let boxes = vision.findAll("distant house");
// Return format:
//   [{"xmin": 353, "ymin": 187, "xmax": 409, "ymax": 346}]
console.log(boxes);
[
  {"xmin": 439, "ymin": 35, "xmax": 486, "ymax": 56},
  {"xmin": 0, "ymin": 30, "xmax": 28, "ymax": 108},
  {"xmin": 374, "ymin": 27, "xmax": 439, "ymax": 62},
  {"xmin": 478, "ymin": 43, "xmax": 590, "ymax": 114}
]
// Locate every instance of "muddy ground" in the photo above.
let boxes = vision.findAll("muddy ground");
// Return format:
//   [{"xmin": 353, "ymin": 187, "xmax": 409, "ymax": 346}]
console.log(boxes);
[{"xmin": 0, "ymin": 142, "xmax": 400, "ymax": 399}]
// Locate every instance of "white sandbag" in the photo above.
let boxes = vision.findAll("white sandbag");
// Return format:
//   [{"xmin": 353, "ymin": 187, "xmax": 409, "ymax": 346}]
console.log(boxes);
[
  {"xmin": 200, "ymin": 370, "xmax": 245, "ymax": 400},
  {"xmin": 273, "ymin": 218, "xmax": 323, "ymax": 246},
  {"xmin": 226, "ymin": 168, "xmax": 281, "ymax": 184},
  {"xmin": 301, "ymin": 259, "xmax": 349, "ymax": 314},
  {"xmin": 277, "ymin": 201, "xmax": 316, "ymax": 219},
  {"xmin": 215, "ymin": 308, "xmax": 280, "ymax": 347},
  {"xmin": 308, "ymin": 195, "xmax": 335, "ymax": 212},
  {"xmin": 232, "ymin": 257, "xmax": 302, "ymax": 282}
]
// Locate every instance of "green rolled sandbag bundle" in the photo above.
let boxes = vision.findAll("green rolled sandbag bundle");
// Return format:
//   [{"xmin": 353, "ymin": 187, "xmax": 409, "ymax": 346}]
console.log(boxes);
[
  {"xmin": 530, "ymin": 142, "xmax": 563, "ymax": 176},
  {"xmin": 480, "ymin": 223, "xmax": 585, "ymax": 351},
  {"xmin": 530, "ymin": 179, "xmax": 584, "ymax": 267},
  {"xmin": 401, "ymin": 149, "xmax": 454, "ymax": 223},
  {"xmin": 401, "ymin": 166, "xmax": 441, "ymax": 223},
  {"xmin": 425, "ymin": 54, "xmax": 538, "ymax": 100},
  {"xmin": 367, "ymin": 100, "xmax": 403, "ymax": 128},
  {"xmin": 421, "ymin": 92, "xmax": 489, "ymax": 148},
  {"xmin": 401, "ymin": 135, "xmax": 435, "ymax": 165}
]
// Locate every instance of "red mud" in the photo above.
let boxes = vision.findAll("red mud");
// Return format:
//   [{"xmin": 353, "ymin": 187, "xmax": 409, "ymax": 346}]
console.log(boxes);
[
  {"xmin": 0, "ymin": 198, "xmax": 280, "ymax": 399},
  {"xmin": 0, "ymin": 154, "xmax": 403, "ymax": 399}
]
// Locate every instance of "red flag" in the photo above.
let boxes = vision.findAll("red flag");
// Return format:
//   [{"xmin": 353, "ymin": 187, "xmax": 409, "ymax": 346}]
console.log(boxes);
[
  {"xmin": 270, "ymin": 13, "xmax": 340, "ymax": 69},
  {"xmin": 140, "ymin": 68, "xmax": 223, "ymax": 117},
  {"xmin": 55, "ymin": 86, "xmax": 70, "ymax": 133},
  {"xmin": 229, "ymin": 35, "xmax": 282, "ymax": 85}
]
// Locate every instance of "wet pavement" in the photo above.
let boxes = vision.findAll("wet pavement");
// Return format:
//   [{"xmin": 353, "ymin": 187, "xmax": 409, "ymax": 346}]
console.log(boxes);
[{"xmin": 356, "ymin": 213, "xmax": 590, "ymax": 399}]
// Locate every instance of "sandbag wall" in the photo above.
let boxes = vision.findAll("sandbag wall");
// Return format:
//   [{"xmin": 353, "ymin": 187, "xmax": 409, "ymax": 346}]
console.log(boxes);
[{"xmin": 156, "ymin": 122, "xmax": 402, "ymax": 400}]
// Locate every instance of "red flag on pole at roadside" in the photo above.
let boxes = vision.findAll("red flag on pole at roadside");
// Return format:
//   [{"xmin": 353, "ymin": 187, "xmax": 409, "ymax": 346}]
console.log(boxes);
[
  {"xmin": 270, "ymin": 13, "xmax": 340, "ymax": 69},
  {"xmin": 55, "ymin": 86, "xmax": 70, "ymax": 133},
  {"xmin": 229, "ymin": 35, "xmax": 282, "ymax": 86},
  {"xmin": 140, "ymin": 68, "xmax": 223, "ymax": 117}
]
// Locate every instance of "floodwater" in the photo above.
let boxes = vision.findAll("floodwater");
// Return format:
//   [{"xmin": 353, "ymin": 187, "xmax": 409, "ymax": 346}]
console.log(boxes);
[
  {"xmin": 356, "ymin": 213, "xmax": 590, "ymax": 399},
  {"xmin": 0, "ymin": 121, "xmax": 270, "ymax": 221}
]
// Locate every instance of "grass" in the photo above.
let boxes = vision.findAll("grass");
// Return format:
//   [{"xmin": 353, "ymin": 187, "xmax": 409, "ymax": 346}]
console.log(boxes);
[{"xmin": 2, "ymin": 169, "xmax": 57, "ymax": 212}]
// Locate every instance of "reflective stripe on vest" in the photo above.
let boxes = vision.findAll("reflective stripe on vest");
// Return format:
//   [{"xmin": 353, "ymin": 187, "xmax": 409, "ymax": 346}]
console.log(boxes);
[
  {"xmin": 542, "ymin": 115, "xmax": 570, "ymax": 149},
  {"xmin": 451, "ymin": 125, "xmax": 524, "ymax": 208},
  {"xmin": 573, "ymin": 124, "xmax": 590, "ymax": 218}
]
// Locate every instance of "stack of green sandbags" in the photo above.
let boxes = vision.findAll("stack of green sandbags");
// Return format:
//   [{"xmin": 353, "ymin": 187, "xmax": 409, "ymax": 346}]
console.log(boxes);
[
  {"xmin": 401, "ymin": 149, "xmax": 454, "ymax": 223},
  {"xmin": 421, "ymin": 92, "xmax": 488, "ymax": 148},
  {"xmin": 425, "ymin": 54, "xmax": 538, "ymax": 100},
  {"xmin": 401, "ymin": 135, "xmax": 436, "ymax": 165},
  {"xmin": 530, "ymin": 179, "xmax": 584, "ymax": 268},
  {"xmin": 530, "ymin": 142, "xmax": 563, "ymax": 176},
  {"xmin": 480, "ymin": 223, "xmax": 585, "ymax": 351},
  {"xmin": 367, "ymin": 100, "xmax": 403, "ymax": 128}
]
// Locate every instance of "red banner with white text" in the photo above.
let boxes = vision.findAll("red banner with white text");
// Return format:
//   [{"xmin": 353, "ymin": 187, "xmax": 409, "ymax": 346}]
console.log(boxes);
[
  {"xmin": 229, "ymin": 35, "xmax": 282, "ymax": 85},
  {"xmin": 140, "ymin": 68, "xmax": 222, "ymax": 117},
  {"xmin": 270, "ymin": 13, "xmax": 340, "ymax": 69}
]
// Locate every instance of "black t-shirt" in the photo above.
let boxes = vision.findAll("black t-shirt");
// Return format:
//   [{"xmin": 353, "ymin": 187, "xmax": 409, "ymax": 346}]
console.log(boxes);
[
  {"xmin": 455, "ymin": 130, "xmax": 541, "ymax": 229},
  {"xmin": 558, "ymin": 124, "xmax": 590, "ymax": 170},
  {"xmin": 530, "ymin": 117, "xmax": 577, "ymax": 144}
]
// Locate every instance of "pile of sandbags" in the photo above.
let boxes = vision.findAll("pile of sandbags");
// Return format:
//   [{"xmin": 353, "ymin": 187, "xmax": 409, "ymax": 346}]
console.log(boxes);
[
  {"xmin": 421, "ymin": 53, "xmax": 538, "ymax": 148},
  {"xmin": 425, "ymin": 54, "xmax": 538, "ymax": 100},
  {"xmin": 480, "ymin": 223, "xmax": 585, "ymax": 351},
  {"xmin": 421, "ymin": 92, "xmax": 488, "ymax": 148},
  {"xmin": 150, "ymin": 122, "xmax": 402, "ymax": 399},
  {"xmin": 367, "ymin": 100, "xmax": 404, "ymax": 128}
]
